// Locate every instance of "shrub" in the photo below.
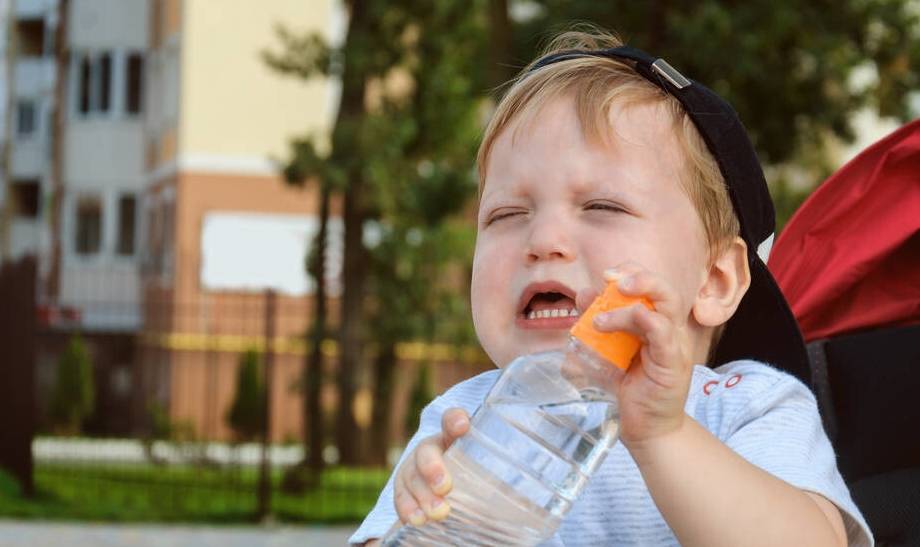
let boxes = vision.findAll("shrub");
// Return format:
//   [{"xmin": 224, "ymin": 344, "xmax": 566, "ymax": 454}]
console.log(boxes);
[
  {"xmin": 50, "ymin": 335, "xmax": 95, "ymax": 435},
  {"xmin": 226, "ymin": 349, "xmax": 265, "ymax": 441}
]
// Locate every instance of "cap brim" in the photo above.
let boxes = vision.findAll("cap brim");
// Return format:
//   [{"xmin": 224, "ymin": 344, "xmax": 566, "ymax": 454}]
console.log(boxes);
[{"xmin": 711, "ymin": 255, "xmax": 811, "ymax": 387}]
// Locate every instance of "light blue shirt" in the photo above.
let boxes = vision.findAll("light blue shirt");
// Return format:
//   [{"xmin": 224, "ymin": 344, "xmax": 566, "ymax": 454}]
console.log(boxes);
[{"xmin": 350, "ymin": 360, "xmax": 873, "ymax": 546}]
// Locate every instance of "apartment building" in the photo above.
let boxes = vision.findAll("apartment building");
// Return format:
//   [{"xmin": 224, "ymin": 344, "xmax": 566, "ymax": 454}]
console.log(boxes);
[
  {"xmin": 139, "ymin": 0, "xmax": 341, "ymax": 442},
  {"xmin": 1, "ymin": 0, "xmax": 341, "ymax": 439},
  {"xmin": 1, "ymin": 0, "xmax": 56, "ymax": 266}
]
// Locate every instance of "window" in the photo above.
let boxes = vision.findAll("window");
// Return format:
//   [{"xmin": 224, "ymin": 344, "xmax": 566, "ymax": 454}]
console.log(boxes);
[
  {"xmin": 16, "ymin": 101, "xmax": 36, "ymax": 136},
  {"xmin": 11, "ymin": 180, "xmax": 40, "ymax": 219},
  {"xmin": 97, "ymin": 53, "xmax": 112, "ymax": 113},
  {"xmin": 116, "ymin": 195, "xmax": 137, "ymax": 255},
  {"xmin": 126, "ymin": 53, "xmax": 144, "ymax": 115},
  {"xmin": 75, "ymin": 197, "xmax": 102, "ymax": 255},
  {"xmin": 79, "ymin": 57, "xmax": 92, "ymax": 114},
  {"xmin": 75, "ymin": 51, "xmax": 145, "ymax": 116},
  {"xmin": 15, "ymin": 19, "xmax": 45, "ymax": 57}
]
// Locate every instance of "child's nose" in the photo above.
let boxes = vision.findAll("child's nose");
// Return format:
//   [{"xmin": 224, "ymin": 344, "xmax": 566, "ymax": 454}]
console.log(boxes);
[{"xmin": 525, "ymin": 214, "xmax": 575, "ymax": 263}]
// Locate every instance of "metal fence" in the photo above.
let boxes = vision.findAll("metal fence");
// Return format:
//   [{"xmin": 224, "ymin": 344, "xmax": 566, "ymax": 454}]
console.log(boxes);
[{"xmin": 0, "ymin": 256, "xmax": 488, "ymax": 524}]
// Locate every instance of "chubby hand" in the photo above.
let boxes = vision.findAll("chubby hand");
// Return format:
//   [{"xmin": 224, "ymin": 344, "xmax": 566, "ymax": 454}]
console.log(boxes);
[
  {"xmin": 393, "ymin": 408, "xmax": 470, "ymax": 526},
  {"xmin": 576, "ymin": 263, "xmax": 694, "ymax": 448}
]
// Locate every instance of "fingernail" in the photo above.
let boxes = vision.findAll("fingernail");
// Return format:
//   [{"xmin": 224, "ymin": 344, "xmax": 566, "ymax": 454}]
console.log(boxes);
[
  {"xmin": 593, "ymin": 312, "xmax": 610, "ymax": 327},
  {"xmin": 603, "ymin": 268, "xmax": 620, "ymax": 280},
  {"xmin": 432, "ymin": 473, "xmax": 447, "ymax": 490},
  {"xmin": 618, "ymin": 275, "xmax": 634, "ymax": 290},
  {"xmin": 409, "ymin": 508, "xmax": 426, "ymax": 526},
  {"xmin": 449, "ymin": 417, "xmax": 465, "ymax": 431},
  {"xmin": 429, "ymin": 498, "xmax": 450, "ymax": 520}
]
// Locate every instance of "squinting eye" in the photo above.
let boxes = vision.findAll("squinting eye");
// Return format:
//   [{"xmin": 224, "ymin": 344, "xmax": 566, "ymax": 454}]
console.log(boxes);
[
  {"xmin": 487, "ymin": 210, "xmax": 525, "ymax": 225},
  {"xmin": 585, "ymin": 201, "xmax": 626, "ymax": 213}
]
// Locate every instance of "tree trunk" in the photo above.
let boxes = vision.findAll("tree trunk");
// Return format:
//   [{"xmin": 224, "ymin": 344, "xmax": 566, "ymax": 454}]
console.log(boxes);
[
  {"xmin": 305, "ymin": 182, "xmax": 329, "ymax": 471},
  {"xmin": 47, "ymin": 0, "xmax": 71, "ymax": 302},
  {"xmin": 336, "ymin": 176, "xmax": 368, "ymax": 465},
  {"xmin": 647, "ymin": 0, "xmax": 669, "ymax": 51},
  {"xmin": 367, "ymin": 342, "xmax": 396, "ymax": 467},
  {"xmin": 488, "ymin": 0, "xmax": 515, "ymax": 88},
  {"xmin": 333, "ymin": 0, "xmax": 371, "ymax": 466}
]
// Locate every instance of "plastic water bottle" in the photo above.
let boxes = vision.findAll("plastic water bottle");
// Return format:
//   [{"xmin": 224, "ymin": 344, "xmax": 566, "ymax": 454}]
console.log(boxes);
[{"xmin": 382, "ymin": 282, "xmax": 650, "ymax": 546}]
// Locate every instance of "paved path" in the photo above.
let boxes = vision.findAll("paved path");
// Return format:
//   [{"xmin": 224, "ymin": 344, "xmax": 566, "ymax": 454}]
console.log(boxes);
[{"xmin": 0, "ymin": 521, "xmax": 355, "ymax": 547}]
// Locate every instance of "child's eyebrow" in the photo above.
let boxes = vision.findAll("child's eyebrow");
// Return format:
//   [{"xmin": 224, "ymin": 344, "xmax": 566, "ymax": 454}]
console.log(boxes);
[{"xmin": 571, "ymin": 183, "xmax": 639, "ymax": 203}]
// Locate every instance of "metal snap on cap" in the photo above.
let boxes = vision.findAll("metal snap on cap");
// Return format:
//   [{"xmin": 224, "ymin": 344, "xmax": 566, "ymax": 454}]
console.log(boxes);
[{"xmin": 651, "ymin": 58, "xmax": 691, "ymax": 90}]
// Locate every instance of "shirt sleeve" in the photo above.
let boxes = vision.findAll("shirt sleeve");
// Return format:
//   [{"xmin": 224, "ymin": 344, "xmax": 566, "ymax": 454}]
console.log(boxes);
[
  {"xmin": 348, "ymin": 370, "xmax": 500, "ymax": 545},
  {"xmin": 713, "ymin": 363, "xmax": 874, "ymax": 547}
]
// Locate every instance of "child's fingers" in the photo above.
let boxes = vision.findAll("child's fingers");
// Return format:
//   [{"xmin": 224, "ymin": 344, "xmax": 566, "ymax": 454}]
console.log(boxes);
[
  {"xmin": 596, "ymin": 304, "xmax": 687, "ymax": 376},
  {"xmin": 606, "ymin": 266, "xmax": 681, "ymax": 321},
  {"xmin": 406, "ymin": 453, "xmax": 451, "ymax": 520},
  {"xmin": 439, "ymin": 408, "xmax": 470, "ymax": 450},
  {"xmin": 390, "ymin": 409, "xmax": 469, "ymax": 526},
  {"xmin": 592, "ymin": 303, "xmax": 647, "ymax": 338},
  {"xmin": 416, "ymin": 442, "xmax": 452, "ymax": 496},
  {"xmin": 394, "ymin": 475, "xmax": 426, "ymax": 526}
]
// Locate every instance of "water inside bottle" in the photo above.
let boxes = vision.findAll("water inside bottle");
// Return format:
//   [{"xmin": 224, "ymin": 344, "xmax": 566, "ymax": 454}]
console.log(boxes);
[{"xmin": 384, "ymin": 350, "xmax": 620, "ymax": 546}]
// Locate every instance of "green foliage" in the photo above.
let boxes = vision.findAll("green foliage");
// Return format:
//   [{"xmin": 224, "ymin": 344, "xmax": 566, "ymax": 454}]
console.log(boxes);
[
  {"xmin": 50, "ymin": 335, "xmax": 95, "ymax": 435},
  {"xmin": 265, "ymin": 1, "xmax": 485, "ymax": 353},
  {"xmin": 265, "ymin": 1, "xmax": 920, "ymax": 358},
  {"xmin": 515, "ymin": 1, "xmax": 920, "ymax": 167},
  {"xmin": 147, "ymin": 401, "xmax": 174, "ymax": 441},
  {"xmin": 0, "ymin": 469, "xmax": 21, "ymax": 498},
  {"xmin": 262, "ymin": 1, "xmax": 920, "ymax": 456},
  {"xmin": 771, "ymin": 179, "xmax": 821, "ymax": 235},
  {"xmin": 0, "ymin": 462, "xmax": 388, "ymax": 523},
  {"xmin": 226, "ymin": 349, "xmax": 265, "ymax": 442}
]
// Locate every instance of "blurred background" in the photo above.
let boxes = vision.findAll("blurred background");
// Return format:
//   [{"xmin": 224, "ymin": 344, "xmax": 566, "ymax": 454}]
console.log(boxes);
[{"xmin": 0, "ymin": 0, "xmax": 917, "ymax": 532}]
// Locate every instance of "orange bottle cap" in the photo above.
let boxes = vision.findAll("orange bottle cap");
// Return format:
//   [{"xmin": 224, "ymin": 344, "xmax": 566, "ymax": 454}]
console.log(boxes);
[{"xmin": 570, "ymin": 281, "xmax": 653, "ymax": 370}]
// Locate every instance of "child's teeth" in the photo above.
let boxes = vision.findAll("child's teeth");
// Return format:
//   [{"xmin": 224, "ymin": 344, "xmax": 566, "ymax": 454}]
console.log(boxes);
[{"xmin": 526, "ymin": 308, "xmax": 578, "ymax": 320}]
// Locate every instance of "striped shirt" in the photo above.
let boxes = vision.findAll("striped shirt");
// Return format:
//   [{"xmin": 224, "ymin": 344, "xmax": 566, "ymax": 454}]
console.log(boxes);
[{"xmin": 350, "ymin": 360, "xmax": 873, "ymax": 546}]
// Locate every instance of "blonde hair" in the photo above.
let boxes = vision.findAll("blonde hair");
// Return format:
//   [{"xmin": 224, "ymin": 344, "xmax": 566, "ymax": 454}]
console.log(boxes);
[{"xmin": 476, "ymin": 28, "xmax": 741, "ymax": 260}]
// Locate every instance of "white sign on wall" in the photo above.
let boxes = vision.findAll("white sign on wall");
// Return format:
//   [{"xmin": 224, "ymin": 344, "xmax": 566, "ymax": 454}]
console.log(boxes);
[{"xmin": 200, "ymin": 211, "xmax": 343, "ymax": 296}]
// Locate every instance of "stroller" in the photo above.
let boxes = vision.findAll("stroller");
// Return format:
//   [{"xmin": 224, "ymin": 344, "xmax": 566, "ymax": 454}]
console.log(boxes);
[{"xmin": 768, "ymin": 119, "xmax": 920, "ymax": 546}]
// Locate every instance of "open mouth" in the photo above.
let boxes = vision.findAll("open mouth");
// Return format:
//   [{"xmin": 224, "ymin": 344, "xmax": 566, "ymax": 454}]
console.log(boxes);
[
  {"xmin": 518, "ymin": 282, "xmax": 579, "ymax": 325},
  {"xmin": 524, "ymin": 292, "xmax": 579, "ymax": 319}
]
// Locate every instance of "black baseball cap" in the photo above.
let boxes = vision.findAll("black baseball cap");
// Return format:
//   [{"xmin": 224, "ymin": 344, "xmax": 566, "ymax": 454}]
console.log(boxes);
[{"xmin": 528, "ymin": 46, "xmax": 811, "ymax": 387}]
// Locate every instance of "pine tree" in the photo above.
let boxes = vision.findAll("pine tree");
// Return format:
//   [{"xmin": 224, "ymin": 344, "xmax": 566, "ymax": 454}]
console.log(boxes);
[
  {"xmin": 50, "ymin": 335, "xmax": 95, "ymax": 434},
  {"xmin": 227, "ymin": 349, "xmax": 265, "ymax": 442}
]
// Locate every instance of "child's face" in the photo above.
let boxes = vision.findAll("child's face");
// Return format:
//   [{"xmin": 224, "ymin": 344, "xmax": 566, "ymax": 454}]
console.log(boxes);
[{"xmin": 471, "ymin": 96, "xmax": 712, "ymax": 367}]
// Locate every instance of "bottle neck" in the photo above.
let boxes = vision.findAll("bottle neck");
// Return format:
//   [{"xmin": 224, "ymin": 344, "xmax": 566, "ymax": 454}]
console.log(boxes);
[
  {"xmin": 566, "ymin": 335, "xmax": 615, "ymax": 372},
  {"xmin": 562, "ymin": 336, "xmax": 623, "ymax": 399}
]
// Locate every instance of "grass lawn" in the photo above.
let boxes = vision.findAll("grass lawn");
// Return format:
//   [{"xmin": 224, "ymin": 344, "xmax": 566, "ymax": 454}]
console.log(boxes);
[{"xmin": 0, "ymin": 462, "xmax": 389, "ymax": 524}]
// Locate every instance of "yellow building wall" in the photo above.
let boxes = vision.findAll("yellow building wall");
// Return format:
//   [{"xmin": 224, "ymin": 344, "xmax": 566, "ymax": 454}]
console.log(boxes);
[{"xmin": 178, "ymin": 0, "xmax": 334, "ymax": 162}]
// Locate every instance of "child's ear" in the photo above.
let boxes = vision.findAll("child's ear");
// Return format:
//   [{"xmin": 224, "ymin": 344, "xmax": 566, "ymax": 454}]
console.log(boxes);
[{"xmin": 693, "ymin": 237, "xmax": 751, "ymax": 327}]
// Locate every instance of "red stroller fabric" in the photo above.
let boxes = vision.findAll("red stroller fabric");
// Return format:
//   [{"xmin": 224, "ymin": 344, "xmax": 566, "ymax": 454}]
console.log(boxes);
[{"xmin": 768, "ymin": 119, "xmax": 920, "ymax": 342}]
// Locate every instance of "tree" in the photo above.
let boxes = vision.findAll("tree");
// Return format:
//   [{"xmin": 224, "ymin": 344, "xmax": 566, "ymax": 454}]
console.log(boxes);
[
  {"xmin": 517, "ymin": 2, "xmax": 919, "ymax": 165},
  {"xmin": 259, "ymin": 1, "xmax": 920, "ymax": 465},
  {"xmin": 50, "ymin": 335, "xmax": 94, "ymax": 434},
  {"xmin": 226, "ymin": 349, "xmax": 265, "ymax": 442},
  {"xmin": 47, "ymin": 0, "xmax": 70, "ymax": 301},
  {"xmin": 265, "ymin": 0, "xmax": 489, "ymax": 465}
]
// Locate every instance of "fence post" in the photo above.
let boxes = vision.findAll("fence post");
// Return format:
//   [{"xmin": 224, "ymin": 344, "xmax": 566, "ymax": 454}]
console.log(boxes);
[
  {"xmin": 0, "ymin": 257, "xmax": 36, "ymax": 496},
  {"xmin": 257, "ymin": 289, "xmax": 276, "ymax": 520}
]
